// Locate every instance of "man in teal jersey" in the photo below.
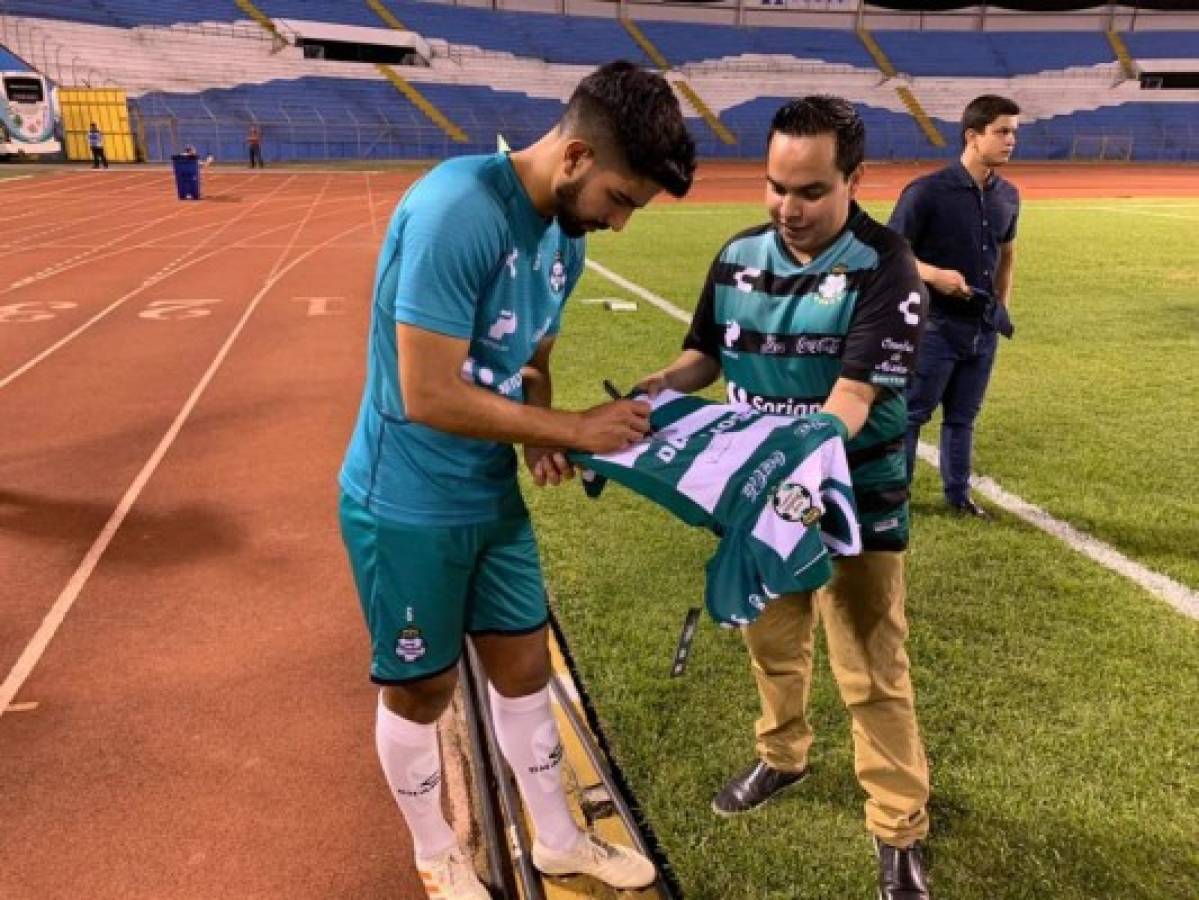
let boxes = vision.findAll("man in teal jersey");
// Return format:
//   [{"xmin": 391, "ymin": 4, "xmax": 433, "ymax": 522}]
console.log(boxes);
[
  {"xmin": 639, "ymin": 97, "xmax": 931, "ymax": 899},
  {"xmin": 339, "ymin": 62, "xmax": 695, "ymax": 899}
]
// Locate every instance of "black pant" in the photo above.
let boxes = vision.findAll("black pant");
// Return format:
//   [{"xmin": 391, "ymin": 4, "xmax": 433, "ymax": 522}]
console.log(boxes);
[
  {"xmin": 249, "ymin": 145, "xmax": 263, "ymax": 168},
  {"xmin": 91, "ymin": 147, "xmax": 108, "ymax": 169}
]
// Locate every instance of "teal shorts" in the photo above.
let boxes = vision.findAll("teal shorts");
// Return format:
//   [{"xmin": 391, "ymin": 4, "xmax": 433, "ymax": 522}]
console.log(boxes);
[{"xmin": 338, "ymin": 491, "xmax": 548, "ymax": 684}]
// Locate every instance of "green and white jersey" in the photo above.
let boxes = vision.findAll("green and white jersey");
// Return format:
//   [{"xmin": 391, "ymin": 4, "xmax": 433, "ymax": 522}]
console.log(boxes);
[
  {"xmin": 569, "ymin": 391, "xmax": 861, "ymax": 627},
  {"xmin": 683, "ymin": 204, "xmax": 926, "ymax": 550}
]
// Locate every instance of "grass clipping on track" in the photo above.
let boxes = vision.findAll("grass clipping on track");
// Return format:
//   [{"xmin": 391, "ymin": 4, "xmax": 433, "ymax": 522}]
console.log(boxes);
[{"xmin": 522, "ymin": 199, "xmax": 1199, "ymax": 900}]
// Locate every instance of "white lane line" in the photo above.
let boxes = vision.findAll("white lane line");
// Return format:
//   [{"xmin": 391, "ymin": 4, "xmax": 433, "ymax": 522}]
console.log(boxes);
[
  {"xmin": 0, "ymin": 216, "xmax": 370, "ymax": 721},
  {"xmin": 365, "ymin": 171, "xmax": 379, "ymax": 240},
  {"xmin": 586, "ymin": 259, "xmax": 1199, "ymax": 620},
  {"xmin": 0, "ymin": 175, "xmax": 32, "ymax": 184},
  {"xmin": 268, "ymin": 176, "xmax": 331, "ymax": 282},
  {"xmin": 0, "ymin": 177, "xmax": 299, "ymax": 390}
]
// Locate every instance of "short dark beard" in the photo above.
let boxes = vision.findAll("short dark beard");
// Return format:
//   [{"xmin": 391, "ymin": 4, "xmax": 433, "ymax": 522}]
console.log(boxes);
[{"xmin": 553, "ymin": 178, "xmax": 590, "ymax": 238}]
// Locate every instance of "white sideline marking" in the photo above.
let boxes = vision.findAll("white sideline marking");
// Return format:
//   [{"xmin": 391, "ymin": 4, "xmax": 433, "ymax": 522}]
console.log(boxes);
[
  {"xmin": 586, "ymin": 259, "xmax": 1199, "ymax": 621},
  {"xmin": 1034, "ymin": 205, "xmax": 1199, "ymax": 221},
  {"xmin": 0, "ymin": 208, "xmax": 370, "ymax": 722},
  {"xmin": 585, "ymin": 259, "xmax": 692, "ymax": 322}
]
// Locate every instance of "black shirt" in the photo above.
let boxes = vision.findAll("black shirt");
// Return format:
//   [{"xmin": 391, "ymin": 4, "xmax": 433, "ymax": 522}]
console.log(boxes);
[{"xmin": 887, "ymin": 160, "xmax": 1019, "ymax": 321}]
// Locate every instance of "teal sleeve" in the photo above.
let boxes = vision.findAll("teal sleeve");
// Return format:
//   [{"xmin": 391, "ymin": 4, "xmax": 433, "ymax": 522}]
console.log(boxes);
[{"xmin": 394, "ymin": 187, "xmax": 506, "ymax": 339}]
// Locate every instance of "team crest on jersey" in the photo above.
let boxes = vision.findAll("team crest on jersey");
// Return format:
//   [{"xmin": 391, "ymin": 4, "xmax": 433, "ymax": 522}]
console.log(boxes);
[
  {"xmin": 548, "ymin": 251, "xmax": 567, "ymax": 294},
  {"xmin": 771, "ymin": 481, "xmax": 822, "ymax": 526},
  {"xmin": 395, "ymin": 625, "xmax": 427, "ymax": 663},
  {"xmin": 816, "ymin": 272, "xmax": 848, "ymax": 305}
]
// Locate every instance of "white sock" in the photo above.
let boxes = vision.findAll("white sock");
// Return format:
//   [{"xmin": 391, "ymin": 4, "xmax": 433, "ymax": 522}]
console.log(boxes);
[
  {"xmin": 489, "ymin": 684, "xmax": 582, "ymax": 853},
  {"xmin": 375, "ymin": 695, "xmax": 458, "ymax": 860}
]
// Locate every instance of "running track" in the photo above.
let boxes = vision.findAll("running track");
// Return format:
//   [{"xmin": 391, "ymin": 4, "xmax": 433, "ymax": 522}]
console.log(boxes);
[
  {"xmin": 1, "ymin": 168, "xmax": 428, "ymax": 899},
  {"xmin": 4, "ymin": 161, "xmax": 1198, "ymax": 899}
]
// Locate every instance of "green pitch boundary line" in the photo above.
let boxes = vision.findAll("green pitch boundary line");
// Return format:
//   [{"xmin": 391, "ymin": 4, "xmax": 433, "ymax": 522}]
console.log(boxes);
[{"xmin": 583, "ymin": 258, "xmax": 1199, "ymax": 621}]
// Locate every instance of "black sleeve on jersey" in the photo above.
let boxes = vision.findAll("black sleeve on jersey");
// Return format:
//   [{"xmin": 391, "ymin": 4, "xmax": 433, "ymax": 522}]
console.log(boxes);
[
  {"xmin": 682, "ymin": 257, "xmax": 722, "ymax": 358},
  {"xmin": 840, "ymin": 234, "xmax": 926, "ymax": 390}
]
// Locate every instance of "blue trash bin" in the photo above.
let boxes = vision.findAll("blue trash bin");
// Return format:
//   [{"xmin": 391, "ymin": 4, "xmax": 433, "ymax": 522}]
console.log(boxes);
[{"xmin": 170, "ymin": 154, "xmax": 201, "ymax": 200}]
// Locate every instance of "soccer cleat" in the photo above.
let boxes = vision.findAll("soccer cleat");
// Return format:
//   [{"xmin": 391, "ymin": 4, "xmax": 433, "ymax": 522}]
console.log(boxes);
[
  {"xmin": 532, "ymin": 831, "xmax": 656, "ymax": 890},
  {"xmin": 711, "ymin": 760, "xmax": 810, "ymax": 816},
  {"xmin": 874, "ymin": 836, "xmax": 931, "ymax": 900},
  {"xmin": 415, "ymin": 846, "xmax": 490, "ymax": 900}
]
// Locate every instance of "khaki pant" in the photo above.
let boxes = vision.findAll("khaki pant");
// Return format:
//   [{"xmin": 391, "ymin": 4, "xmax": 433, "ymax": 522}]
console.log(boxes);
[{"xmin": 743, "ymin": 551, "xmax": 930, "ymax": 846}]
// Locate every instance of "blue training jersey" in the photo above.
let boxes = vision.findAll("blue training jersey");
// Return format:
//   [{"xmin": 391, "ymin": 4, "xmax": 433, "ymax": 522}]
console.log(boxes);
[{"xmin": 340, "ymin": 153, "xmax": 585, "ymax": 526}]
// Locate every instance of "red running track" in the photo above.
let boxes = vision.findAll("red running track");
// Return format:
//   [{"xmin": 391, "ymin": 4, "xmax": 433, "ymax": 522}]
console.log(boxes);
[{"xmin": 3, "ymin": 160, "xmax": 1196, "ymax": 899}]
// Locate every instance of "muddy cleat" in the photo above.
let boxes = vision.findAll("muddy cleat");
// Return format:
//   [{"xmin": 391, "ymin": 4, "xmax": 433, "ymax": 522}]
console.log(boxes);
[
  {"xmin": 415, "ymin": 847, "xmax": 490, "ymax": 900},
  {"xmin": 532, "ymin": 831, "xmax": 656, "ymax": 890}
]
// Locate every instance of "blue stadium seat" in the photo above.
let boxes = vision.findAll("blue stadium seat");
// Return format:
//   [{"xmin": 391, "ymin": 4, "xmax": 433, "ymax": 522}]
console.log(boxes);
[
  {"xmin": 1123, "ymin": 31, "xmax": 1199, "ymax": 60},
  {"xmin": 1, "ymin": 46, "xmax": 34, "ymax": 70},
  {"xmin": 2, "ymin": 0, "xmax": 238, "ymax": 28},
  {"xmin": 637, "ymin": 20, "xmax": 874, "ymax": 68},
  {"xmin": 874, "ymin": 30, "xmax": 1114, "ymax": 77}
]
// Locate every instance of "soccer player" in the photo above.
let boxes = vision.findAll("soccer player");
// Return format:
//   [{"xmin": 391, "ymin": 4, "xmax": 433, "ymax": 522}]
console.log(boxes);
[
  {"xmin": 889, "ymin": 95, "xmax": 1021, "ymax": 517},
  {"xmin": 338, "ymin": 61, "xmax": 695, "ymax": 900},
  {"xmin": 637, "ymin": 97, "xmax": 931, "ymax": 899}
]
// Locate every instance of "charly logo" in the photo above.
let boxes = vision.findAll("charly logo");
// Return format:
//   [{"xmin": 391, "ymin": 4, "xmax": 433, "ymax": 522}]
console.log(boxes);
[
  {"xmin": 548, "ymin": 251, "xmax": 567, "ymax": 293},
  {"xmin": 395, "ymin": 625, "xmax": 427, "ymax": 663},
  {"xmin": 771, "ymin": 481, "xmax": 822, "ymax": 526},
  {"xmin": 898, "ymin": 291, "xmax": 921, "ymax": 326},
  {"xmin": 724, "ymin": 320, "xmax": 742, "ymax": 349},
  {"xmin": 733, "ymin": 266, "xmax": 761, "ymax": 294},
  {"xmin": 505, "ymin": 248, "xmax": 519, "ymax": 279},
  {"xmin": 488, "ymin": 309, "xmax": 518, "ymax": 342}
]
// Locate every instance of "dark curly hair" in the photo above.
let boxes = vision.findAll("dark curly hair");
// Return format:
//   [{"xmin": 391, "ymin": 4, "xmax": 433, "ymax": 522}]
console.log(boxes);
[
  {"xmin": 561, "ymin": 61, "xmax": 696, "ymax": 198},
  {"xmin": 768, "ymin": 96, "xmax": 865, "ymax": 180}
]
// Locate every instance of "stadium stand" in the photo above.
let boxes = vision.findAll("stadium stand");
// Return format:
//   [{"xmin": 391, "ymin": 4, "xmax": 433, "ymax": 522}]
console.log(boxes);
[
  {"xmin": 1, "ymin": 46, "xmax": 33, "ymax": 70},
  {"xmin": 0, "ymin": 0, "xmax": 230, "ymax": 29},
  {"xmin": 873, "ymin": 30, "xmax": 1117, "ymax": 78},
  {"xmin": 1, "ymin": 0, "xmax": 1195, "ymax": 162},
  {"xmin": 1123, "ymin": 30, "xmax": 1199, "ymax": 60},
  {"xmin": 636, "ymin": 20, "xmax": 874, "ymax": 69}
]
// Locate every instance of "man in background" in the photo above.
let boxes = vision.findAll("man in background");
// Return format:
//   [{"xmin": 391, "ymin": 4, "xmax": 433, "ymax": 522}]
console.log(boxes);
[
  {"xmin": 87, "ymin": 122, "xmax": 108, "ymax": 169},
  {"xmin": 247, "ymin": 124, "xmax": 264, "ymax": 168},
  {"xmin": 889, "ymin": 95, "xmax": 1021, "ymax": 517}
]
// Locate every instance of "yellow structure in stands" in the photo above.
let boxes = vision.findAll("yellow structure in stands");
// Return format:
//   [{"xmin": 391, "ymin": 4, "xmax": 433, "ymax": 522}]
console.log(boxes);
[
  {"xmin": 1107, "ymin": 30, "xmax": 1138, "ymax": 81},
  {"xmin": 857, "ymin": 28, "xmax": 946, "ymax": 149},
  {"xmin": 376, "ymin": 64, "xmax": 468, "ymax": 144},
  {"xmin": 367, "ymin": 0, "xmax": 408, "ymax": 31},
  {"xmin": 621, "ymin": 18, "xmax": 737, "ymax": 146},
  {"xmin": 58, "ymin": 88, "xmax": 137, "ymax": 162}
]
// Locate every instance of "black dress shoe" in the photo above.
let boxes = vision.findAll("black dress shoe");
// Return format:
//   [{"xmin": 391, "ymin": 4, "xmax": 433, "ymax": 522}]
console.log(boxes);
[
  {"xmin": 949, "ymin": 498, "xmax": 989, "ymax": 519},
  {"xmin": 711, "ymin": 760, "xmax": 809, "ymax": 816},
  {"xmin": 874, "ymin": 836, "xmax": 930, "ymax": 899}
]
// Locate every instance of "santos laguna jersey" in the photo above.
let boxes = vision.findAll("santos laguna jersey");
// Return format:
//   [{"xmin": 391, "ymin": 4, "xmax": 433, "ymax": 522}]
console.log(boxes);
[
  {"xmin": 340, "ymin": 153, "xmax": 584, "ymax": 526},
  {"xmin": 684, "ymin": 204, "xmax": 925, "ymax": 550},
  {"xmin": 570, "ymin": 391, "xmax": 861, "ymax": 627}
]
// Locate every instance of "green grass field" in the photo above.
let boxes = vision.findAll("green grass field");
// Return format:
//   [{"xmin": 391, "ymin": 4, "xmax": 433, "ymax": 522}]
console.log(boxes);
[{"xmin": 525, "ymin": 198, "xmax": 1199, "ymax": 899}]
